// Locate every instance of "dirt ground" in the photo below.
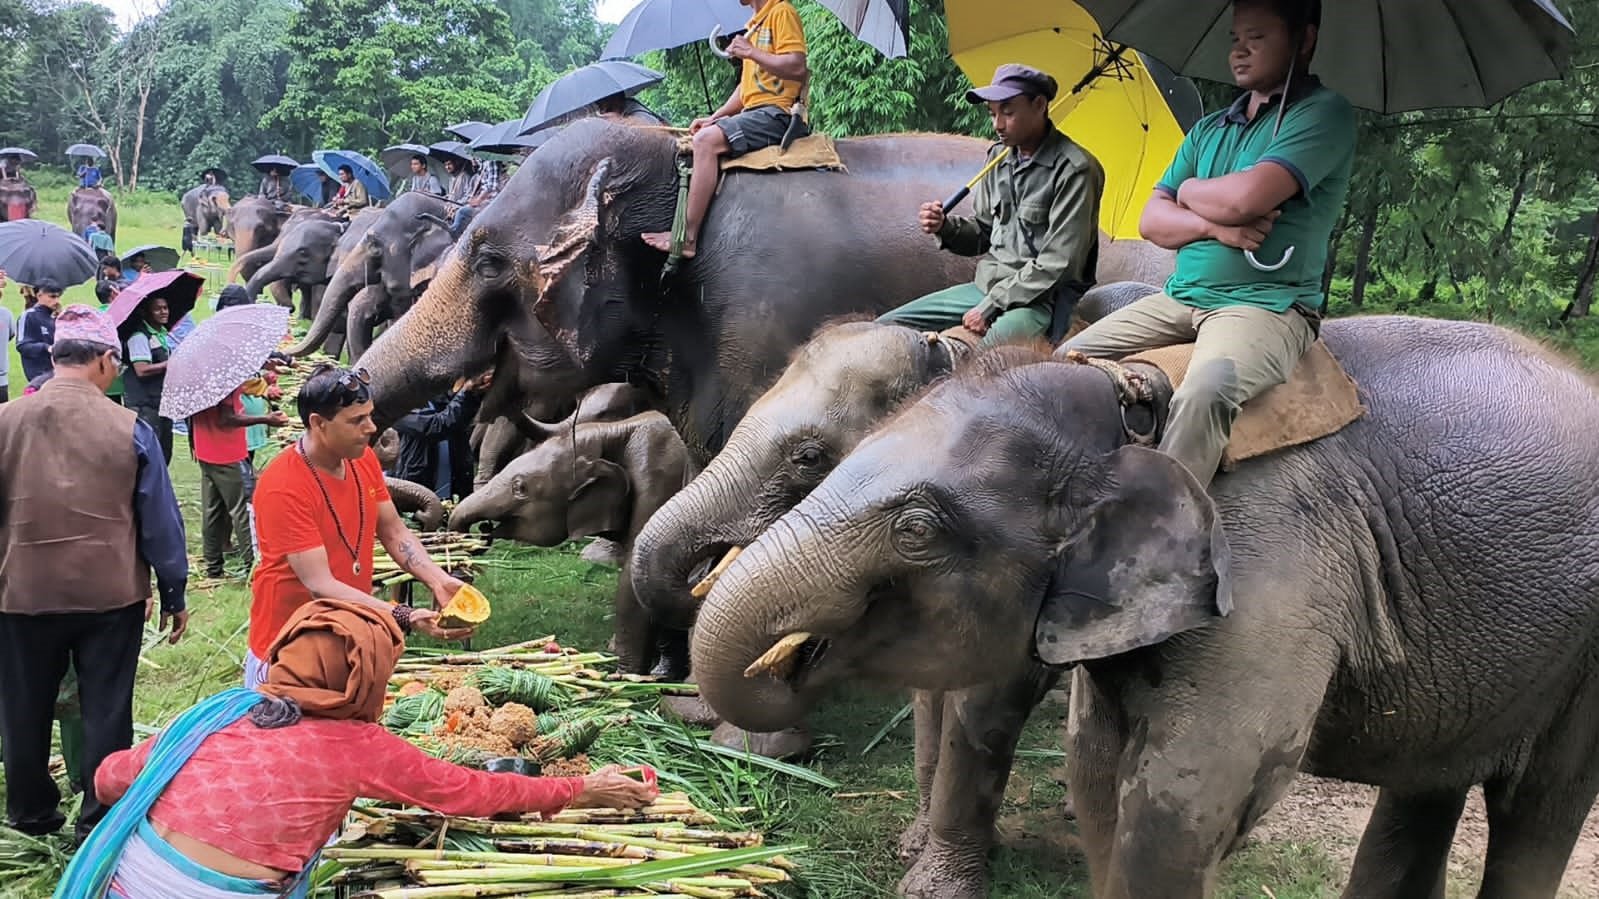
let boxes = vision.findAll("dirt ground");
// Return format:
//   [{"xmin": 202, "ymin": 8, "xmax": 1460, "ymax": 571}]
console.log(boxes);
[{"xmin": 1252, "ymin": 774, "xmax": 1599, "ymax": 897}]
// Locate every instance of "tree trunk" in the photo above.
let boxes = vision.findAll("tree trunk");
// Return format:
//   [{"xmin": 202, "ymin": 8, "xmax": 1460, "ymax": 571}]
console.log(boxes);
[
  {"xmin": 1323, "ymin": 206, "xmax": 1350, "ymax": 297},
  {"xmin": 1567, "ymin": 207, "xmax": 1599, "ymax": 320},
  {"xmin": 1350, "ymin": 205, "xmax": 1379, "ymax": 308},
  {"xmin": 130, "ymin": 84, "xmax": 151, "ymax": 191}
]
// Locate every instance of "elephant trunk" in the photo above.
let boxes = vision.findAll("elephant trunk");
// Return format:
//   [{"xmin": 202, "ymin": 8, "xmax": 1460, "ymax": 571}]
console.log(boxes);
[
  {"xmin": 366, "ymin": 255, "xmax": 493, "ymax": 433},
  {"xmin": 244, "ymin": 255, "xmax": 293, "ymax": 298},
  {"xmin": 231, "ymin": 243, "xmax": 280, "ymax": 287},
  {"xmin": 345, "ymin": 284, "xmax": 389, "ymax": 362},
  {"xmin": 384, "ymin": 476, "xmax": 444, "ymax": 531},
  {"xmin": 448, "ymin": 485, "xmax": 507, "ymax": 534},
  {"xmin": 630, "ymin": 431, "xmax": 771, "ymax": 631},
  {"xmin": 690, "ymin": 515, "xmax": 846, "ymax": 733},
  {"xmin": 288, "ymin": 251, "xmax": 366, "ymax": 356}
]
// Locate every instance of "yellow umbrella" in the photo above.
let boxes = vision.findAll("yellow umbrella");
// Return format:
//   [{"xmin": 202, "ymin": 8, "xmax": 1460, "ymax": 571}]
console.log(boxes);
[{"xmin": 945, "ymin": 0, "xmax": 1200, "ymax": 239}]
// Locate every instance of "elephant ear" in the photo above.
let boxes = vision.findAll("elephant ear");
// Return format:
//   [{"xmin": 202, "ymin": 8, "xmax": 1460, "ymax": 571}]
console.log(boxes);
[
  {"xmin": 1034, "ymin": 446, "xmax": 1233, "ymax": 667},
  {"xmin": 566, "ymin": 457, "xmax": 631, "ymax": 539},
  {"xmin": 532, "ymin": 159, "xmax": 612, "ymax": 363}
]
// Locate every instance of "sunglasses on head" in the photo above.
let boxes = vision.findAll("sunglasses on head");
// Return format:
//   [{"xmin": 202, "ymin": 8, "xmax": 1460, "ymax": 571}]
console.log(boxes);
[{"xmin": 311, "ymin": 363, "xmax": 371, "ymax": 392}]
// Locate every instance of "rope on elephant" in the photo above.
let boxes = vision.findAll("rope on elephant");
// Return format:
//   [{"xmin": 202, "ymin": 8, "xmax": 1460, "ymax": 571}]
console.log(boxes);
[{"xmin": 1059, "ymin": 350, "xmax": 1158, "ymax": 447}]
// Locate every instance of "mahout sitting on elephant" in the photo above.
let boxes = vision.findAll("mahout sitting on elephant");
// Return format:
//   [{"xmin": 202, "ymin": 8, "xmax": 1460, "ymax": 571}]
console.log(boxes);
[
  {"xmin": 67, "ymin": 187, "xmax": 117, "ymax": 239},
  {"xmin": 181, "ymin": 183, "xmax": 231, "ymax": 239},
  {"xmin": 689, "ymin": 315, "xmax": 1599, "ymax": 899}
]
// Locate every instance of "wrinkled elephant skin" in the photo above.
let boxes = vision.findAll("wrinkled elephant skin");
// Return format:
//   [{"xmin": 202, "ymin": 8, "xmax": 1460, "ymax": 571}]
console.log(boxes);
[
  {"xmin": 245, "ymin": 215, "xmax": 346, "ymax": 317},
  {"xmin": 693, "ymin": 316, "xmax": 1599, "ymax": 898},
  {"xmin": 360, "ymin": 118, "xmax": 985, "ymax": 458}
]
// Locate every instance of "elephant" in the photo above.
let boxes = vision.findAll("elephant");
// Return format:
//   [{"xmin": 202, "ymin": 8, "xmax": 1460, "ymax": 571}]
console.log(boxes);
[
  {"xmin": 0, "ymin": 176, "xmax": 36, "ymax": 222},
  {"xmin": 242, "ymin": 213, "xmax": 349, "ymax": 319},
  {"xmin": 690, "ymin": 315, "xmax": 1599, "ymax": 899},
  {"xmin": 182, "ymin": 184, "xmax": 232, "ymax": 238},
  {"xmin": 67, "ymin": 187, "xmax": 116, "ymax": 238},
  {"xmin": 450, "ymin": 412, "xmax": 690, "ymax": 675},
  {"xmin": 357, "ymin": 117, "xmax": 988, "ymax": 464},
  {"xmin": 227, "ymin": 196, "xmax": 289, "ymax": 263},
  {"xmin": 475, "ymin": 382, "xmax": 656, "ymax": 492},
  {"xmin": 385, "ymin": 475, "xmax": 445, "ymax": 531},
  {"xmin": 288, "ymin": 192, "xmax": 458, "ymax": 360}
]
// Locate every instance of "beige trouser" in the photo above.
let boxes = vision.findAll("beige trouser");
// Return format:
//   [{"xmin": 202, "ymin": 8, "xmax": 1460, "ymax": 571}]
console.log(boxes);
[{"xmin": 1062, "ymin": 292, "xmax": 1314, "ymax": 488}]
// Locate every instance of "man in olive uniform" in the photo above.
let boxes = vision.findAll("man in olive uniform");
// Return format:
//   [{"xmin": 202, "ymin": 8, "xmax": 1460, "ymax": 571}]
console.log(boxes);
[
  {"xmin": 877, "ymin": 64, "xmax": 1104, "ymax": 346},
  {"xmin": 1060, "ymin": 0, "xmax": 1353, "ymax": 489}
]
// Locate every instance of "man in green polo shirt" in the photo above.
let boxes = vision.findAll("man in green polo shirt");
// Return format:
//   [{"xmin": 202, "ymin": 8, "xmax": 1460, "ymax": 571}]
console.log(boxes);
[
  {"xmin": 878, "ymin": 63, "xmax": 1104, "ymax": 346},
  {"xmin": 1061, "ymin": 0, "xmax": 1353, "ymax": 488}
]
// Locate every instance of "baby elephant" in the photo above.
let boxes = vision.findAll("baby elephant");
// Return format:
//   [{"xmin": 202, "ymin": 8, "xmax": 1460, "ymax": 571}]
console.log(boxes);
[{"xmin": 449, "ymin": 413, "xmax": 689, "ymax": 674}]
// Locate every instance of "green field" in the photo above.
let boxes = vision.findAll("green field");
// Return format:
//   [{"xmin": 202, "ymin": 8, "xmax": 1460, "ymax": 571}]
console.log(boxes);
[{"xmin": 0, "ymin": 182, "xmax": 1535, "ymax": 898}]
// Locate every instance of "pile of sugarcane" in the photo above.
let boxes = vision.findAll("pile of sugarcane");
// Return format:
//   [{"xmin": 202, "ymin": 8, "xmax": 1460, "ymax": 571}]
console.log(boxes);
[
  {"xmin": 268, "ymin": 351, "xmax": 341, "ymax": 449},
  {"xmin": 372, "ymin": 531, "xmax": 492, "ymax": 589},
  {"xmin": 318, "ymin": 799, "xmax": 801, "ymax": 898}
]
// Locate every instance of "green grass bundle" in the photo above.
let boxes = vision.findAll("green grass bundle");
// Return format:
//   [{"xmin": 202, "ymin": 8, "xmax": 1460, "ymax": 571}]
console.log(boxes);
[
  {"xmin": 383, "ymin": 690, "xmax": 444, "ymax": 734},
  {"xmin": 473, "ymin": 666, "xmax": 570, "ymax": 711}
]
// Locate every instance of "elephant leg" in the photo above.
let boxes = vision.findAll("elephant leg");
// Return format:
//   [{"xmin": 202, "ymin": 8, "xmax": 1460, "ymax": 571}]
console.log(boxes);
[
  {"xmin": 898, "ymin": 689, "xmax": 945, "ymax": 864},
  {"xmin": 649, "ymin": 628, "xmax": 690, "ymax": 681},
  {"xmin": 1341, "ymin": 787, "xmax": 1469, "ymax": 899},
  {"xmin": 610, "ymin": 559, "xmax": 654, "ymax": 675},
  {"xmin": 898, "ymin": 666, "xmax": 1057, "ymax": 899},
  {"xmin": 1475, "ymin": 680, "xmax": 1599, "ymax": 899}
]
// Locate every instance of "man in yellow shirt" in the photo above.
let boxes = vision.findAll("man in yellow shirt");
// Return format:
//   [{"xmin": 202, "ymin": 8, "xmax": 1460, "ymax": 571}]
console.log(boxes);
[{"xmin": 642, "ymin": 0, "xmax": 808, "ymax": 259}]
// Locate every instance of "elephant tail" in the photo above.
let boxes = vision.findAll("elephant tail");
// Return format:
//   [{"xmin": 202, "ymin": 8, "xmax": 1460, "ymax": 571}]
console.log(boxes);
[{"xmin": 385, "ymin": 476, "xmax": 445, "ymax": 531}]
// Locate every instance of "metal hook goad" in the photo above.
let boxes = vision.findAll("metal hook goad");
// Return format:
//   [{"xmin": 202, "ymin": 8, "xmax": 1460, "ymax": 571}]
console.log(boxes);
[
  {"xmin": 708, "ymin": 26, "xmax": 733, "ymax": 59},
  {"xmin": 1245, "ymin": 245, "xmax": 1295, "ymax": 272}
]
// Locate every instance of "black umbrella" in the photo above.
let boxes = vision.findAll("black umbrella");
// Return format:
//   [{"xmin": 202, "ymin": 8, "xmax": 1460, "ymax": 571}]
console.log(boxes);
[
  {"xmin": 251, "ymin": 154, "xmax": 299, "ymax": 175},
  {"xmin": 808, "ymin": 0, "xmax": 909, "ymax": 58},
  {"xmin": 0, "ymin": 148, "xmax": 38, "ymax": 164},
  {"xmin": 521, "ymin": 61, "xmax": 667, "ymax": 135},
  {"xmin": 1078, "ymin": 0, "xmax": 1574, "ymax": 113},
  {"xmin": 201, "ymin": 167, "xmax": 227, "ymax": 184},
  {"xmin": 444, "ymin": 121, "xmax": 493, "ymax": 142},
  {"xmin": 119, "ymin": 243, "xmax": 181, "ymax": 273},
  {"xmin": 67, "ymin": 143, "xmax": 107, "ymax": 159},
  {"xmin": 0, "ymin": 219, "xmax": 99, "ymax": 286},
  {"xmin": 469, "ymin": 119, "xmax": 556, "ymax": 156},
  {"xmin": 382, "ymin": 143, "xmax": 448, "ymax": 183},
  {"xmin": 428, "ymin": 140, "xmax": 476, "ymax": 168},
  {"xmin": 601, "ymin": 0, "xmax": 749, "ymax": 59}
]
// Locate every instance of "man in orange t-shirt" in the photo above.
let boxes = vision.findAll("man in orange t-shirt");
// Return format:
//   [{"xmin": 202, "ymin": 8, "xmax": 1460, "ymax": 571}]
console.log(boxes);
[
  {"xmin": 641, "ymin": 0, "xmax": 808, "ymax": 260},
  {"xmin": 246, "ymin": 364, "xmax": 473, "ymax": 687}
]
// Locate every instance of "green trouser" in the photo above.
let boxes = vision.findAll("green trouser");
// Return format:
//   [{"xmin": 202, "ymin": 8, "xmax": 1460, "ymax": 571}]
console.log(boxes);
[
  {"xmin": 1063, "ymin": 291, "xmax": 1314, "ymax": 488},
  {"xmin": 876, "ymin": 283, "xmax": 1053, "ymax": 347},
  {"xmin": 200, "ymin": 459, "xmax": 255, "ymax": 576}
]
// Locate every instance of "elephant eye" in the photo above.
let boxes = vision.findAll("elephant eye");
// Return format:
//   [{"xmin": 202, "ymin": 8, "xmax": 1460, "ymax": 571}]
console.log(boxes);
[
  {"xmin": 475, "ymin": 252, "xmax": 507, "ymax": 280},
  {"xmin": 510, "ymin": 474, "xmax": 528, "ymax": 501},
  {"xmin": 891, "ymin": 509, "xmax": 941, "ymax": 557},
  {"xmin": 789, "ymin": 442, "xmax": 825, "ymax": 469}
]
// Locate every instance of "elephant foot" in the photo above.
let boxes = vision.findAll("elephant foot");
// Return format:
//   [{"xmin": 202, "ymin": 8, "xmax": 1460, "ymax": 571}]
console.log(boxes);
[
  {"xmin": 897, "ymin": 815, "xmax": 931, "ymax": 865},
  {"xmin": 896, "ymin": 837, "xmax": 988, "ymax": 899},
  {"xmin": 660, "ymin": 693, "xmax": 722, "ymax": 728},
  {"xmin": 580, "ymin": 538, "xmax": 626, "ymax": 567},
  {"xmin": 710, "ymin": 722, "xmax": 812, "ymax": 760}
]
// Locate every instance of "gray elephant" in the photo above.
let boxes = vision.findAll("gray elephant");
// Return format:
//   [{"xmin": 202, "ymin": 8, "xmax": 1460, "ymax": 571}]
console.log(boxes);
[
  {"xmin": 358, "ymin": 118, "xmax": 988, "ymax": 464},
  {"xmin": 227, "ymin": 196, "xmax": 288, "ymax": 262},
  {"xmin": 450, "ymin": 412, "xmax": 690, "ymax": 674},
  {"xmin": 690, "ymin": 316, "xmax": 1599, "ymax": 899},
  {"xmin": 242, "ymin": 214, "xmax": 348, "ymax": 319},
  {"xmin": 67, "ymin": 187, "xmax": 116, "ymax": 238},
  {"xmin": 288, "ymin": 192, "xmax": 457, "ymax": 360},
  {"xmin": 475, "ymin": 382, "xmax": 656, "ymax": 493},
  {"xmin": 182, "ymin": 184, "xmax": 231, "ymax": 237},
  {"xmin": 385, "ymin": 475, "xmax": 444, "ymax": 530}
]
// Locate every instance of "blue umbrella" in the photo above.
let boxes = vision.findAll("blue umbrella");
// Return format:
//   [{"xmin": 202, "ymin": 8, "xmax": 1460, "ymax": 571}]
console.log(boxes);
[
  {"xmin": 470, "ymin": 119, "xmax": 555, "ymax": 156},
  {"xmin": 0, "ymin": 219, "xmax": 99, "ymax": 286},
  {"xmin": 290, "ymin": 164, "xmax": 328, "ymax": 203},
  {"xmin": 67, "ymin": 143, "xmax": 108, "ymax": 159},
  {"xmin": 601, "ymin": 0, "xmax": 748, "ymax": 59},
  {"xmin": 521, "ymin": 61, "xmax": 667, "ymax": 135},
  {"xmin": 312, "ymin": 149, "xmax": 392, "ymax": 201}
]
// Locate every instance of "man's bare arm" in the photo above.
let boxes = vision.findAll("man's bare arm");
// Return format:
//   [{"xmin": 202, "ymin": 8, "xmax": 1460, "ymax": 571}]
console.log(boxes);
[
  {"xmin": 286, "ymin": 547, "xmax": 393, "ymax": 610},
  {"xmin": 376, "ymin": 502, "xmax": 451, "ymax": 595},
  {"xmin": 747, "ymin": 50, "xmax": 807, "ymax": 82},
  {"xmin": 1139, "ymin": 191, "xmax": 1222, "ymax": 250}
]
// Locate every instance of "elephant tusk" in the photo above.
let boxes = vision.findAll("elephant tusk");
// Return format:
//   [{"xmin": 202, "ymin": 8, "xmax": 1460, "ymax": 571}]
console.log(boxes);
[
  {"xmin": 691, "ymin": 546, "xmax": 744, "ymax": 599},
  {"xmin": 744, "ymin": 632, "xmax": 813, "ymax": 680}
]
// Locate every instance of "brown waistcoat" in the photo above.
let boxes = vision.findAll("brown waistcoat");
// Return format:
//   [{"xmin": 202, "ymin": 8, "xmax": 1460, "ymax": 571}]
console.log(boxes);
[{"xmin": 0, "ymin": 377, "xmax": 149, "ymax": 614}]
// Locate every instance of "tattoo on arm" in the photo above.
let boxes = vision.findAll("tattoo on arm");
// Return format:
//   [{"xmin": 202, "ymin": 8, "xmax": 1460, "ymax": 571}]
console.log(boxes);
[{"xmin": 397, "ymin": 537, "xmax": 425, "ymax": 574}]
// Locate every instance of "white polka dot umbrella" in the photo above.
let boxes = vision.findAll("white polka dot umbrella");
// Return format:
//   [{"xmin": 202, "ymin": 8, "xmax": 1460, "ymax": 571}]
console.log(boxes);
[{"xmin": 159, "ymin": 303, "xmax": 290, "ymax": 420}]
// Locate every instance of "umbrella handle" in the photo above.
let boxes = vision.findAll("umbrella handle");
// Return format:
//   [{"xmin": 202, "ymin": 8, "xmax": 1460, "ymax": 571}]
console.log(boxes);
[
  {"xmin": 708, "ymin": 26, "xmax": 732, "ymax": 59},
  {"xmin": 1245, "ymin": 246, "xmax": 1295, "ymax": 272}
]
